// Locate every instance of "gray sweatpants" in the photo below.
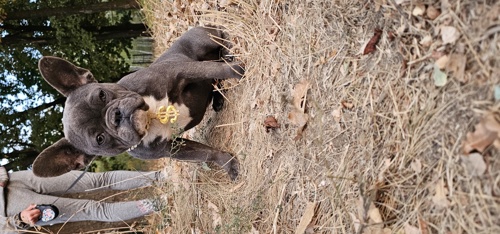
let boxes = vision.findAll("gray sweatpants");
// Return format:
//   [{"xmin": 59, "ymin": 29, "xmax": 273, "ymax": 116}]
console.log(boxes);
[{"xmin": 6, "ymin": 170, "xmax": 160, "ymax": 226}]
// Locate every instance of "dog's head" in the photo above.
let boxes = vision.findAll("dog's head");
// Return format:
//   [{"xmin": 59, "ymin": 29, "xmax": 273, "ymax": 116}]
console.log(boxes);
[{"xmin": 33, "ymin": 56, "xmax": 150, "ymax": 177}]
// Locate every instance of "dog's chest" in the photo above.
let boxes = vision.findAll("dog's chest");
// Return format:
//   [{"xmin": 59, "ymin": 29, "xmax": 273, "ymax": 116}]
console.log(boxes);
[{"xmin": 142, "ymin": 95, "xmax": 192, "ymax": 143}]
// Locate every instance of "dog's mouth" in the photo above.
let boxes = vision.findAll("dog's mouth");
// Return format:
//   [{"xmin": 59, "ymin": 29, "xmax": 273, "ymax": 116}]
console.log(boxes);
[{"xmin": 126, "ymin": 105, "xmax": 180, "ymax": 152}]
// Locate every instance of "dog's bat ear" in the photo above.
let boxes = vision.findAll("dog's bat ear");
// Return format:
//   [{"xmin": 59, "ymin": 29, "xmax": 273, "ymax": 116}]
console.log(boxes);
[
  {"xmin": 33, "ymin": 138, "xmax": 94, "ymax": 177},
  {"xmin": 38, "ymin": 56, "xmax": 97, "ymax": 97}
]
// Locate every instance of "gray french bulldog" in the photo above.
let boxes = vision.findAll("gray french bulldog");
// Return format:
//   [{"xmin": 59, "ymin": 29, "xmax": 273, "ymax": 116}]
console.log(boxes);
[{"xmin": 32, "ymin": 26, "xmax": 243, "ymax": 180}]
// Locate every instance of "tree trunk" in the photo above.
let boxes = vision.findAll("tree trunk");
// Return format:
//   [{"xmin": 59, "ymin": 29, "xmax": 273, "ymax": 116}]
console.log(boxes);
[
  {"xmin": 0, "ymin": 23, "xmax": 149, "ymax": 46},
  {"xmin": 5, "ymin": 0, "xmax": 140, "ymax": 21}
]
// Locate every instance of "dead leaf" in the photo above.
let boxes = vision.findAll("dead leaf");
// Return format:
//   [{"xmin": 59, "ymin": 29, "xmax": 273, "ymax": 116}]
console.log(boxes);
[
  {"xmin": 419, "ymin": 35, "xmax": 433, "ymax": 47},
  {"xmin": 365, "ymin": 202, "xmax": 386, "ymax": 234},
  {"xmin": 431, "ymin": 179, "xmax": 450, "ymax": 208},
  {"xmin": 447, "ymin": 53, "xmax": 467, "ymax": 83},
  {"xmin": 483, "ymin": 111, "xmax": 500, "ymax": 132},
  {"xmin": 461, "ymin": 153, "xmax": 487, "ymax": 176},
  {"xmin": 292, "ymin": 79, "xmax": 310, "ymax": 111},
  {"xmin": 377, "ymin": 158, "xmax": 392, "ymax": 184},
  {"xmin": 462, "ymin": 111, "xmax": 500, "ymax": 153},
  {"xmin": 289, "ymin": 111, "xmax": 309, "ymax": 140},
  {"xmin": 426, "ymin": 5, "xmax": 441, "ymax": 20},
  {"xmin": 207, "ymin": 200, "xmax": 222, "ymax": 227},
  {"xmin": 388, "ymin": 31, "xmax": 396, "ymax": 41},
  {"xmin": 412, "ymin": 3, "xmax": 426, "ymax": 16},
  {"xmin": 441, "ymin": 26, "xmax": 460, "ymax": 44},
  {"xmin": 289, "ymin": 80, "xmax": 311, "ymax": 140},
  {"xmin": 264, "ymin": 115, "xmax": 280, "ymax": 132},
  {"xmin": 404, "ymin": 223, "xmax": 420, "ymax": 234},
  {"xmin": 295, "ymin": 202, "xmax": 316, "ymax": 234},
  {"xmin": 431, "ymin": 50, "xmax": 446, "ymax": 60},
  {"xmin": 248, "ymin": 225, "xmax": 260, "ymax": 234},
  {"xmin": 341, "ymin": 100, "xmax": 354, "ymax": 109},
  {"xmin": 374, "ymin": 0, "xmax": 385, "ymax": 12},
  {"xmin": 332, "ymin": 107, "xmax": 342, "ymax": 123},
  {"xmin": 435, "ymin": 54, "xmax": 449, "ymax": 69},
  {"xmin": 219, "ymin": 0, "xmax": 232, "ymax": 8},
  {"xmin": 396, "ymin": 24, "xmax": 406, "ymax": 35},
  {"xmin": 368, "ymin": 203, "xmax": 383, "ymax": 223},
  {"xmin": 410, "ymin": 159, "xmax": 422, "ymax": 174},
  {"xmin": 363, "ymin": 28, "xmax": 383, "ymax": 55},
  {"xmin": 349, "ymin": 212, "xmax": 361, "ymax": 233}
]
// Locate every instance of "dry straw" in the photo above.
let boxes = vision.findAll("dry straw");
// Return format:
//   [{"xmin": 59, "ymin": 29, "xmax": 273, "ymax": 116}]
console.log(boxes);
[{"xmin": 139, "ymin": 0, "xmax": 499, "ymax": 233}]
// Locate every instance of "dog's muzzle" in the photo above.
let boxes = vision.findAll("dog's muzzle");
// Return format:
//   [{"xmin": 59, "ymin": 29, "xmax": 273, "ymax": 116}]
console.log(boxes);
[{"xmin": 127, "ymin": 105, "xmax": 180, "ymax": 152}]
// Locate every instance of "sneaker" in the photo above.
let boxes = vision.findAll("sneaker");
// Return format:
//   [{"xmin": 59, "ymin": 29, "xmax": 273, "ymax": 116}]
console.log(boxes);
[{"xmin": 139, "ymin": 195, "xmax": 167, "ymax": 213}]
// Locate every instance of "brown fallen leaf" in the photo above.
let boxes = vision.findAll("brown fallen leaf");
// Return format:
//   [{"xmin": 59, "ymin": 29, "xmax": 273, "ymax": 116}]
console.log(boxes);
[
  {"xmin": 264, "ymin": 115, "xmax": 280, "ymax": 132},
  {"xmin": 368, "ymin": 202, "xmax": 383, "ymax": 223},
  {"xmin": 431, "ymin": 179, "xmax": 450, "ymax": 208},
  {"xmin": 426, "ymin": 5, "xmax": 441, "ymax": 20},
  {"xmin": 207, "ymin": 200, "xmax": 222, "ymax": 227},
  {"xmin": 435, "ymin": 54, "xmax": 449, "ymax": 69},
  {"xmin": 349, "ymin": 212, "xmax": 361, "ymax": 233},
  {"xmin": 441, "ymin": 26, "xmax": 460, "ymax": 44},
  {"xmin": 363, "ymin": 28, "xmax": 383, "ymax": 55},
  {"xmin": 412, "ymin": 3, "xmax": 426, "ymax": 16},
  {"xmin": 292, "ymin": 79, "xmax": 310, "ymax": 111},
  {"xmin": 404, "ymin": 223, "xmax": 420, "ymax": 234},
  {"xmin": 341, "ymin": 100, "xmax": 354, "ymax": 109},
  {"xmin": 295, "ymin": 202, "xmax": 316, "ymax": 234},
  {"xmin": 289, "ymin": 79, "xmax": 310, "ymax": 140},
  {"xmin": 366, "ymin": 202, "xmax": 386, "ymax": 234},
  {"xmin": 461, "ymin": 153, "xmax": 487, "ymax": 176},
  {"xmin": 410, "ymin": 159, "xmax": 422, "ymax": 174},
  {"xmin": 462, "ymin": 111, "xmax": 500, "ymax": 153},
  {"xmin": 289, "ymin": 111, "xmax": 309, "ymax": 140},
  {"xmin": 419, "ymin": 35, "xmax": 433, "ymax": 47},
  {"xmin": 447, "ymin": 53, "xmax": 467, "ymax": 83},
  {"xmin": 332, "ymin": 107, "xmax": 342, "ymax": 123},
  {"xmin": 388, "ymin": 31, "xmax": 396, "ymax": 41}
]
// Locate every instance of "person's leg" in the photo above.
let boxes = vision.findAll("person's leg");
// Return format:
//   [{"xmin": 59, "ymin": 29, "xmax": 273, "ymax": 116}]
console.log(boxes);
[
  {"xmin": 9, "ymin": 170, "xmax": 164, "ymax": 195},
  {"xmin": 6, "ymin": 187, "xmax": 157, "ymax": 226}
]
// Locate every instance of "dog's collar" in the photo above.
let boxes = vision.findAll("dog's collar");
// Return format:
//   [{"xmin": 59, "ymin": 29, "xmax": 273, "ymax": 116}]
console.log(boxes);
[{"xmin": 128, "ymin": 105, "xmax": 180, "ymax": 152}]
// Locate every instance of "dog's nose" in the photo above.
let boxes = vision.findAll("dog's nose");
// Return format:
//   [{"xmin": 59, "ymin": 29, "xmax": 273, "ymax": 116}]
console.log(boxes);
[{"xmin": 114, "ymin": 109, "xmax": 122, "ymax": 126}]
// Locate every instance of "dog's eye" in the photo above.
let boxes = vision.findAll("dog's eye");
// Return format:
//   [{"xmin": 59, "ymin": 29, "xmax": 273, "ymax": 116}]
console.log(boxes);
[
  {"xmin": 98, "ymin": 90, "xmax": 106, "ymax": 102},
  {"xmin": 96, "ymin": 134, "xmax": 105, "ymax": 145}
]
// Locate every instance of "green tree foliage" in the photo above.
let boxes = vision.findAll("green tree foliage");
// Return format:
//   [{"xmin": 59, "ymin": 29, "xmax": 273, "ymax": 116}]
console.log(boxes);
[
  {"xmin": 91, "ymin": 153, "xmax": 150, "ymax": 172},
  {"xmin": 0, "ymin": 0, "xmax": 148, "ymax": 170}
]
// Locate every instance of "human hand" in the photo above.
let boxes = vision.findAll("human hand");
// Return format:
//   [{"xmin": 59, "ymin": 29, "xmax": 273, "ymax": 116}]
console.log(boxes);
[{"xmin": 20, "ymin": 204, "xmax": 41, "ymax": 225}]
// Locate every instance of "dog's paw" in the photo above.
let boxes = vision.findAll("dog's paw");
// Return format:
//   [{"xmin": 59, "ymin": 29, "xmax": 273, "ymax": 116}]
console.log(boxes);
[
  {"xmin": 223, "ymin": 157, "xmax": 239, "ymax": 181},
  {"xmin": 212, "ymin": 92, "xmax": 225, "ymax": 112},
  {"xmin": 229, "ymin": 62, "xmax": 245, "ymax": 79}
]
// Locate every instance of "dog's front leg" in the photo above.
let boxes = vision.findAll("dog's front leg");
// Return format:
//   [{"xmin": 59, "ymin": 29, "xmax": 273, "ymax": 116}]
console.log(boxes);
[
  {"xmin": 168, "ymin": 138, "xmax": 239, "ymax": 180},
  {"xmin": 161, "ymin": 61, "xmax": 244, "ymax": 81}
]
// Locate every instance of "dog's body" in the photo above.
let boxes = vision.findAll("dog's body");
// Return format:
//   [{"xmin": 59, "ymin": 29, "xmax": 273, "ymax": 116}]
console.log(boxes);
[{"xmin": 32, "ymin": 27, "xmax": 242, "ymax": 180}]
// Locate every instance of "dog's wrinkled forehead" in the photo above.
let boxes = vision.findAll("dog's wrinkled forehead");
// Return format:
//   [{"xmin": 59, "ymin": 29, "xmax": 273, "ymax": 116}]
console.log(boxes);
[{"xmin": 62, "ymin": 84, "xmax": 106, "ymax": 153}]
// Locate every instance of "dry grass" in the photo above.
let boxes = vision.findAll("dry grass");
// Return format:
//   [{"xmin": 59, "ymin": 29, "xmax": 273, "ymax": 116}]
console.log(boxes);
[{"xmin": 139, "ymin": 0, "xmax": 500, "ymax": 233}]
